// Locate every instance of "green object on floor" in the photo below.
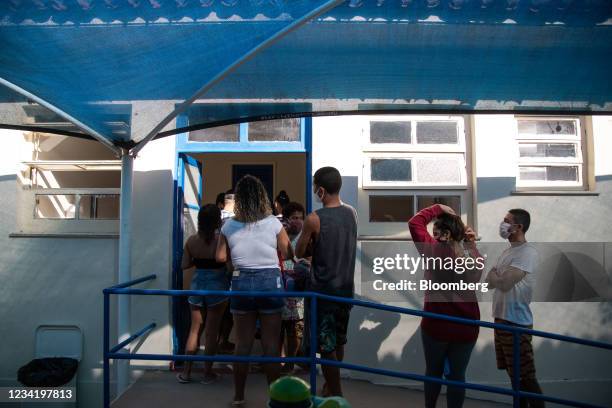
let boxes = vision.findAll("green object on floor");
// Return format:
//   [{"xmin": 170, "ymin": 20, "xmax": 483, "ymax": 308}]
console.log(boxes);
[
  {"xmin": 313, "ymin": 396, "xmax": 352, "ymax": 408},
  {"xmin": 268, "ymin": 376, "xmax": 313, "ymax": 408},
  {"xmin": 267, "ymin": 376, "xmax": 351, "ymax": 408}
]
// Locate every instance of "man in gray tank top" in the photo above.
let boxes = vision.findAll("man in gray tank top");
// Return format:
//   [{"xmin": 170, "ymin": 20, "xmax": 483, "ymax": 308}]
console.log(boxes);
[{"xmin": 296, "ymin": 166, "xmax": 357, "ymax": 397}]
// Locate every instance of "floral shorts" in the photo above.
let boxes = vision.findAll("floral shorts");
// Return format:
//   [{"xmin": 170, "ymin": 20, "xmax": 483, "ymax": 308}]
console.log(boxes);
[{"xmin": 303, "ymin": 299, "xmax": 351, "ymax": 354}]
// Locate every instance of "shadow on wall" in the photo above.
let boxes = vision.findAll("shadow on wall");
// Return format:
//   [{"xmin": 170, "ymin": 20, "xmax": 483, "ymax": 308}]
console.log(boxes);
[
  {"xmin": 342, "ymin": 295, "xmax": 612, "ymax": 405},
  {"xmin": 340, "ymin": 176, "xmax": 359, "ymax": 210},
  {"xmin": 536, "ymin": 249, "xmax": 612, "ymax": 302},
  {"xmin": 476, "ymin": 177, "xmax": 517, "ymax": 204},
  {"xmin": 0, "ymin": 174, "xmax": 17, "ymax": 182}
]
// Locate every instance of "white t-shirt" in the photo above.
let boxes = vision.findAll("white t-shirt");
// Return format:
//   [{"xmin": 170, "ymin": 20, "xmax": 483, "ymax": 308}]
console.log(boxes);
[
  {"xmin": 492, "ymin": 242, "xmax": 539, "ymax": 326},
  {"xmin": 221, "ymin": 215, "xmax": 282, "ymax": 270},
  {"xmin": 221, "ymin": 209, "xmax": 234, "ymax": 220}
]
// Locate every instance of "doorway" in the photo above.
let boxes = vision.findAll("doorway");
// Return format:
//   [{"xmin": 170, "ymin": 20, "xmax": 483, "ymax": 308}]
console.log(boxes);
[{"xmin": 172, "ymin": 151, "xmax": 309, "ymax": 356}]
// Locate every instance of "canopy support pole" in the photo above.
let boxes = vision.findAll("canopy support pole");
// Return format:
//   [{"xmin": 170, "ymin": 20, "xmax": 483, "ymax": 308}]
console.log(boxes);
[
  {"xmin": 130, "ymin": 0, "xmax": 344, "ymax": 156},
  {"xmin": 117, "ymin": 148, "xmax": 134, "ymax": 399},
  {"xmin": 0, "ymin": 77, "xmax": 121, "ymax": 155}
]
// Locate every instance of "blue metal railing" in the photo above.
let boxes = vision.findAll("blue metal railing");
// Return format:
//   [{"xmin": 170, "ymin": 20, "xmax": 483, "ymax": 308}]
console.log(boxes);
[{"xmin": 103, "ymin": 274, "xmax": 612, "ymax": 408}]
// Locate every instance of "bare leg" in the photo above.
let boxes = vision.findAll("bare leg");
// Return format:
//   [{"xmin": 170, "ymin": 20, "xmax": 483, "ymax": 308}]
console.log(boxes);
[
  {"xmin": 182, "ymin": 305, "xmax": 205, "ymax": 379},
  {"xmin": 284, "ymin": 321, "xmax": 300, "ymax": 371},
  {"xmin": 260, "ymin": 312, "xmax": 283, "ymax": 384},
  {"xmin": 203, "ymin": 300, "xmax": 228, "ymax": 380},
  {"xmin": 518, "ymin": 378, "xmax": 545, "ymax": 408},
  {"xmin": 233, "ymin": 312, "xmax": 257, "ymax": 403},
  {"xmin": 321, "ymin": 349, "xmax": 343, "ymax": 397},
  {"xmin": 219, "ymin": 304, "xmax": 234, "ymax": 351}
]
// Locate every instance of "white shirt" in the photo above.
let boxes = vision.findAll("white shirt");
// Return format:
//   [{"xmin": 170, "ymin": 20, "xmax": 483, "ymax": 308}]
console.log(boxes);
[
  {"xmin": 221, "ymin": 215, "xmax": 282, "ymax": 270},
  {"xmin": 492, "ymin": 242, "xmax": 539, "ymax": 326},
  {"xmin": 221, "ymin": 209, "xmax": 234, "ymax": 220}
]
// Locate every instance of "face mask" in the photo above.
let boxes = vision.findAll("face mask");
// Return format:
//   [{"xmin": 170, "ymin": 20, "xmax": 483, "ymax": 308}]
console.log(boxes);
[
  {"xmin": 499, "ymin": 222, "xmax": 513, "ymax": 239},
  {"xmin": 314, "ymin": 187, "xmax": 325, "ymax": 203}
]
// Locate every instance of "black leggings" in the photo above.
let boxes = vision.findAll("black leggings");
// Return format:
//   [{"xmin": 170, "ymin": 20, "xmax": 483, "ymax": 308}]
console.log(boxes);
[{"xmin": 421, "ymin": 330, "xmax": 476, "ymax": 408}]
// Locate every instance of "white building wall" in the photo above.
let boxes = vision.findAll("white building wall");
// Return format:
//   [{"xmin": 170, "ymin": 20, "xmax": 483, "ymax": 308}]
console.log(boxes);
[
  {"xmin": 0, "ymin": 131, "xmax": 175, "ymax": 407},
  {"xmin": 311, "ymin": 115, "xmax": 612, "ymax": 406},
  {"xmin": 0, "ymin": 130, "xmax": 119, "ymax": 407},
  {"xmin": 1, "ymin": 115, "xmax": 611, "ymax": 406},
  {"xmin": 129, "ymin": 135, "xmax": 175, "ymax": 368}
]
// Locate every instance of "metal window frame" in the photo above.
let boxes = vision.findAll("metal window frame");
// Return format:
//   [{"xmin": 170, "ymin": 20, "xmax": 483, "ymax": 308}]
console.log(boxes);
[
  {"xmin": 362, "ymin": 189, "xmax": 467, "ymax": 230},
  {"xmin": 362, "ymin": 115, "xmax": 466, "ymax": 153},
  {"xmin": 515, "ymin": 116, "xmax": 586, "ymax": 190},
  {"xmin": 33, "ymin": 190, "xmax": 120, "ymax": 220},
  {"xmin": 362, "ymin": 152, "xmax": 468, "ymax": 189}
]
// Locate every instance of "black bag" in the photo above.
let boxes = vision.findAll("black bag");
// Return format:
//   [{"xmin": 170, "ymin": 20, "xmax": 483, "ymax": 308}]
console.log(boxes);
[{"xmin": 18, "ymin": 357, "xmax": 78, "ymax": 387}]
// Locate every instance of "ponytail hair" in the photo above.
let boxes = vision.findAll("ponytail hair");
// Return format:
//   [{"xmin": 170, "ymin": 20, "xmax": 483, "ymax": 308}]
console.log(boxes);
[{"xmin": 198, "ymin": 204, "xmax": 221, "ymax": 244}]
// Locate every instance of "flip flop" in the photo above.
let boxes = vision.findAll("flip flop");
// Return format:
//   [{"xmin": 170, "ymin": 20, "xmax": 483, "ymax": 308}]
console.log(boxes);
[
  {"xmin": 231, "ymin": 400, "xmax": 245, "ymax": 406},
  {"xmin": 176, "ymin": 373, "xmax": 191, "ymax": 384},
  {"xmin": 200, "ymin": 372, "xmax": 219, "ymax": 385}
]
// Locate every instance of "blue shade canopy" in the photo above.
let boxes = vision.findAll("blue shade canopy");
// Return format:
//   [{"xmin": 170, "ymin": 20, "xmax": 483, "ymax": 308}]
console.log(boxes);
[{"xmin": 1, "ymin": 0, "xmax": 611, "ymax": 151}]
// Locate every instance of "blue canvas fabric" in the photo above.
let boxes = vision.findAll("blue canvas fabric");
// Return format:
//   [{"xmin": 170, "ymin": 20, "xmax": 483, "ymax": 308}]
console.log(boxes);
[{"xmin": 0, "ymin": 0, "xmax": 611, "ymax": 147}]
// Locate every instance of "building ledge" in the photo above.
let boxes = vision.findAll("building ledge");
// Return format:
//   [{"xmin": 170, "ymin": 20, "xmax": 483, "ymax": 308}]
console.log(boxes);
[
  {"xmin": 510, "ymin": 190, "xmax": 600, "ymax": 196},
  {"xmin": 359, "ymin": 235, "xmax": 413, "ymax": 241},
  {"xmin": 358, "ymin": 235, "xmax": 482, "ymax": 241},
  {"xmin": 9, "ymin": 232, "xmax": 119, "ymax": 239}
]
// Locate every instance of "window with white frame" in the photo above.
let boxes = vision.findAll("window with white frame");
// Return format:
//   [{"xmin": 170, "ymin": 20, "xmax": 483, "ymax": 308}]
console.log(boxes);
[
  {"xmin": 515, "ymin": 117, "xmax": 585, "ymax": 190},
  {"xmin": 360, "ymin": 116, "xmax": 469, "ymax": 234},
  {"xmin": 14, "ymin": 132, "xmax": 121, "ymax": 236},
  {"xmin": 363, "ymin": 117, "xmax": 467, "ymax": 188}
]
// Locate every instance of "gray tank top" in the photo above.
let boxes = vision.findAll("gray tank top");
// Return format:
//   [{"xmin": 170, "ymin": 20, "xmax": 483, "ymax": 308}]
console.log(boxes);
[{"xmin": 310, "ymin": 204, "xmax": 358, "ymax": 297}]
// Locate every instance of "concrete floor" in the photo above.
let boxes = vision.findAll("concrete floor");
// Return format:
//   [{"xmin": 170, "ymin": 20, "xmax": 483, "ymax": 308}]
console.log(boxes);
[{"xmin": 112, "ymin": 367, "xmax": 510, "ymax": 408}]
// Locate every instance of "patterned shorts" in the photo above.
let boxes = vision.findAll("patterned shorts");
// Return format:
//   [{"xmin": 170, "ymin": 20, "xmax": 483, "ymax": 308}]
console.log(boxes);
[
  {"xmin": 281, "ymin": 319, "xmax": 304, "ymax": 339},
  {"xmin": 494, "ymin": 319, "xmax": 537, "ymax": 380},
  {"xmin": 304, "ymin": 300, "xmax": 351, "ymax": 355}
]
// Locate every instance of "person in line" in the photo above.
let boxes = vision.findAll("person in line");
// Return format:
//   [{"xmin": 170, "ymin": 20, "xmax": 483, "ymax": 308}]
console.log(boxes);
[
  {"xmin": 486, "ymin": 209, "xmax": 544, "ymax": 408},
  {"xmin": 408, "ymin": 204, "xmax": 483, "ymax": 408},
  {"xmin": 280, "ymin": 201, "xmax": 306, "ymax": 373},
  {"xmin": 218, "ymin": 189, "xmax": 236, "ymax": 351},
  {"xmin": 216, "ymin": 192, "xmax": 226, "ymax": 211},
  {"xmin": 274, "ymin": 190, "xmax": 290, "ymax": 219},
  {"xmin": 216, "ymin": 175, "xmax": 294, "ymax": 406},
  {"xmin": 178, "ymin": 204, "xmax": 228, "ymax": 385},
  {"xmin": 221, "ymin": 189, "xmax": 235, "ymax": 221},
  {"xmin": 296, "ymin": 167, "xmax": 357, "ymax": 397}
]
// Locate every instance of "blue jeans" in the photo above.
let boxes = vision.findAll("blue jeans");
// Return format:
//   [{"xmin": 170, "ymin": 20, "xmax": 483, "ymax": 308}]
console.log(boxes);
[
  {"xmin": 230, "ymin": 268, "xmax": 285, "ymax": 314},
  {"xmin": 421, "ymin": 330, "xmax": 475, "ymax": 408},
  {"xmin": 188, "ymin": 268, "xmax": 229, "ymax": 308}
]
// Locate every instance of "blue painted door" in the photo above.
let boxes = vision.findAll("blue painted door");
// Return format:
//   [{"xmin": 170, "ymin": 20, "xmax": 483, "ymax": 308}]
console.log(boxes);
[{"xmin": 172, "ymin": 153, "xmax": 202, "ymax": 360}]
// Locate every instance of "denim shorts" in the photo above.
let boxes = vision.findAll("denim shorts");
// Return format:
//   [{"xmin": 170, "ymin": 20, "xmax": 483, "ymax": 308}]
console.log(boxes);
[
  {"xmin": 188, "ymin": 268, "xmax": 229, "ymax": 308},
  {"xmin": 230, "ymin": 268, "xmax": 285, "ymax": 314}
]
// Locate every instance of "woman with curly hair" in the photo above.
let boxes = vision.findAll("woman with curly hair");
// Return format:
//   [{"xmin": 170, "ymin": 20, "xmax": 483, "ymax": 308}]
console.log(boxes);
[
  {"xmin": 216, "ymin": 175, "xmax": 294, "ymax": 406},
  {"xmin": 178, "ymin": 204, "xmax": 228, "ymax": 385}
]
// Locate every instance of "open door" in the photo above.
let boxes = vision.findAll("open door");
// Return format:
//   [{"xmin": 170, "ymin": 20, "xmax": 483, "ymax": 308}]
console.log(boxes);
[{"xmin": 172, "ymin": 153, "xmax": 202, "ymax": 358}]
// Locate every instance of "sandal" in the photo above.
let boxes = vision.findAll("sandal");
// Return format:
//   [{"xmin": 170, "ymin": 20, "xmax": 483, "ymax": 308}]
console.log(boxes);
[
  {"xmin": 176, "ymin": 373, "xmax": 191, "ymax": 384},
  {"xmin": 200, "ymin": 372, "xmax": 219, "ymax": 385},
  {"xmin": 231, "ymin": 400, "xmax": 245, "ymax": 406}
]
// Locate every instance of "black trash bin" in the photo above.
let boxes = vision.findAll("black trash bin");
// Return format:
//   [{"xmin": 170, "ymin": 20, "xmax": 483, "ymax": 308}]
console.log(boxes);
[{"xmin": 18, "ymin": 357, "xmax": 78, "ymax": 387}]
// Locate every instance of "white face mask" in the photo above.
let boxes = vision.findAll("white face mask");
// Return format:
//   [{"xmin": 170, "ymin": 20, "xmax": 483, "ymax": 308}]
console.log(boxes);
[
  {"xmin": 314, "ymin": 187, "xmax": 325, "ymax": 203},
  {"xmin": 499, "ymin": 222, "xmax": 513, "ymax": 239}
]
